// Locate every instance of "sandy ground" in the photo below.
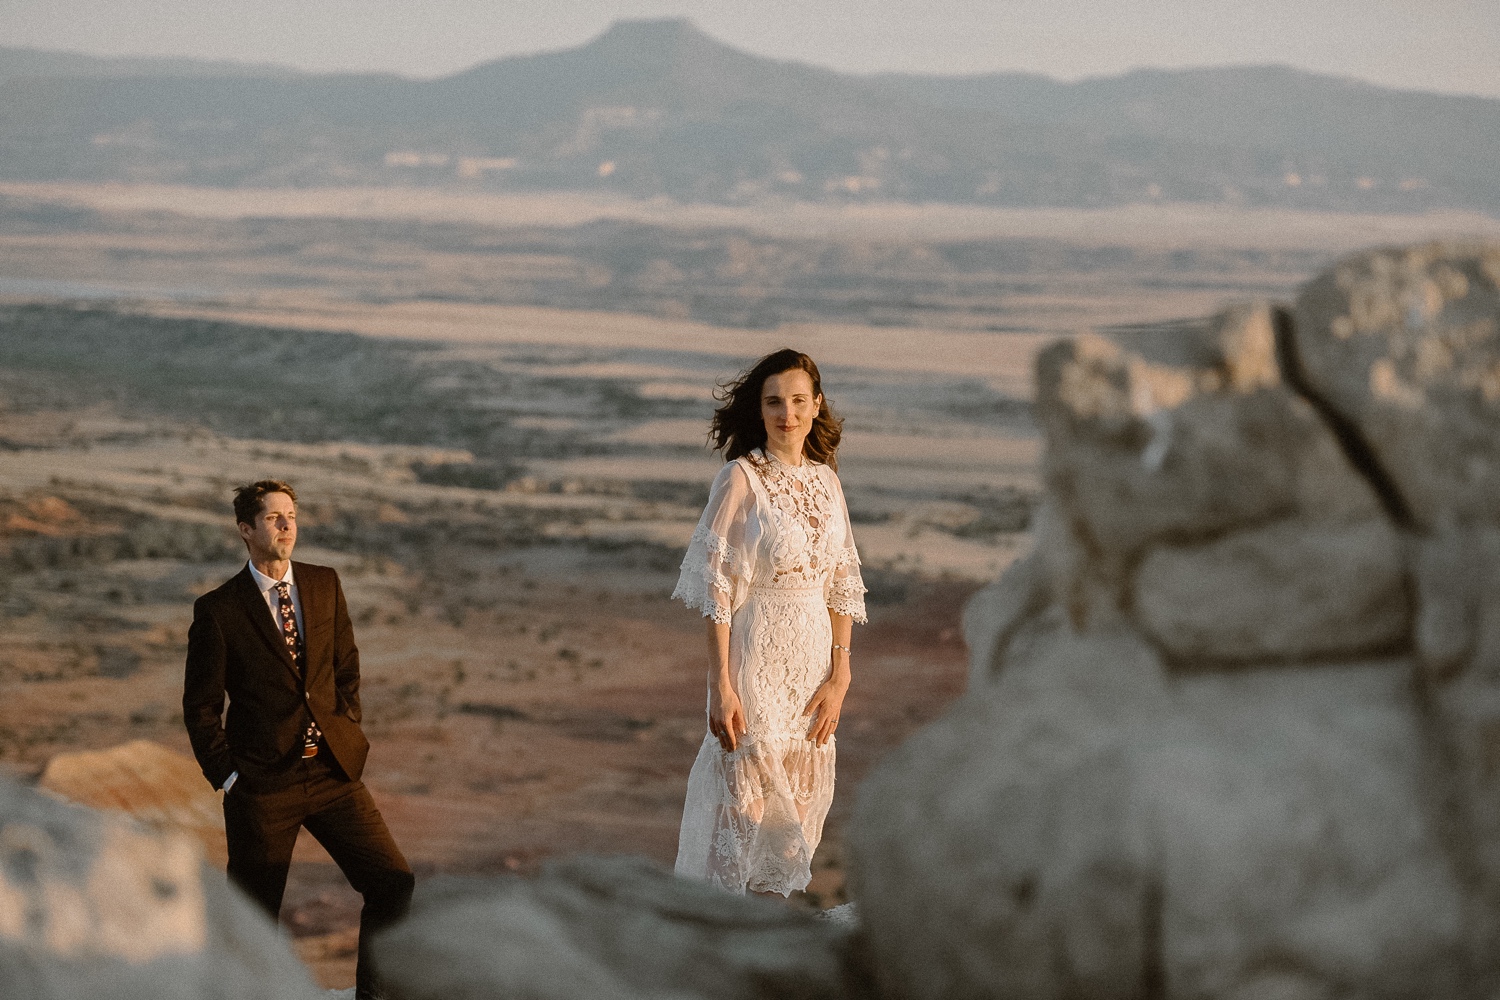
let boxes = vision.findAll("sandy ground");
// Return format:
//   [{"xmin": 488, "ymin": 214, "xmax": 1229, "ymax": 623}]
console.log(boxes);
[
  {"xmin": 131, "ymin": 296, "xmax": 1059, "ymax": 400},
  {"xmin": 6, "ymin": 181, "xmax": 1500, "ymax": 248},
  {"xmin": 7, "ymin": 182, "xmax": 1497, "ymax": 346}
]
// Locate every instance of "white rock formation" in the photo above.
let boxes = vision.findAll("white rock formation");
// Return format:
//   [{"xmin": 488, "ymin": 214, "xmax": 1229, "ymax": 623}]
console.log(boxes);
[
  {"xmin": 851, "ymin": 245, "xmax": 1500, "ymax": 1000},
  {"xmin": 1133, "ymin": 517, "xmax": 1406, "ymax": 663},
  {"xmin": 0, "ymin": 773, "xmax": 318, "ymax": 1000},
  {"xmin": 1291, "ymin": 243, "xmax": 1500, "ymax": 531},
  {"xmin": 372, "ymin": 855, "xmax": 868, "ymax": 1000},
  {"xmin": 1289, "ymin": 244, "xmax": 1500, "ymax": 924}
]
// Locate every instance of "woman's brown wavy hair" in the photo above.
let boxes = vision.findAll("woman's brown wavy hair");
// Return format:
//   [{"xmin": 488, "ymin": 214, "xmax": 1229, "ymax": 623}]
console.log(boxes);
[{"xmin": 709, "ymin": 349, "xmax": 843, "ymax": 470}]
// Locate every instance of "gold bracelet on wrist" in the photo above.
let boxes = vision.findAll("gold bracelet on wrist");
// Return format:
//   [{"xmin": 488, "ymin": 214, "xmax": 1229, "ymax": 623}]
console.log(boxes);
[{"xmin": 832, "ymin": 643, "xmax": 851, "ymax": 653}]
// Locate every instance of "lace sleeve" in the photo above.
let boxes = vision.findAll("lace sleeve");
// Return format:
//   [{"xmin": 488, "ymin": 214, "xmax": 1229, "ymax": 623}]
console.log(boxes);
[
  {"xmin": 673, "ymin": 463, "xmax": 755, "ymax": 624},
  {"xmin": 824, "ymin": 469, "xmax": 868, "ymax": 624}
]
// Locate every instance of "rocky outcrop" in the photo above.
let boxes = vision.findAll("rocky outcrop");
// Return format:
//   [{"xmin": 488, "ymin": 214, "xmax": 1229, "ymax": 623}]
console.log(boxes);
[
  {"xmin": 1287, "ymin": 245, "xmax": 1500, "ymax": 933},
  {"xmin": 371, "ymin": 855, "xmax": 869, "ymax": 1000},
  {"xmin": 0, "ymin": 772, "xmax": 318, "ymax": 1000},
  {"xmin": 1291, "ymin": 244, "xmax": 1500, "ymax": 531},
  {"xmin": 1029, "ymin": 303, "xmax": 1399, "ymax": 643},
  {"xmin": 852, "ymin": 244, "xmax": 1500, "ymax": 999},
  {"xmin": 1132, "ymin": 517, "xmax": 1407, "ymax": 663},
  {"xmin": 853, "ymin": 622, "xmax": 1170, "ymax": 999}
]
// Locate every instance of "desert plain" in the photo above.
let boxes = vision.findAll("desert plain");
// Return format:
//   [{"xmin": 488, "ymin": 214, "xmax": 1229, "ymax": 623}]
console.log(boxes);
[{"xmin": 1, "ymin": 182, "xmax": 1497, "ymax": 987}]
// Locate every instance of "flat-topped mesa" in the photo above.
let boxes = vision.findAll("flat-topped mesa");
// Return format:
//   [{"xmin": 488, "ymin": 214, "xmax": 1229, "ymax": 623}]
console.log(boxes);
[{"xmin": 852, "ymin": 242, "xmax": 1500, "ymax": 1000}]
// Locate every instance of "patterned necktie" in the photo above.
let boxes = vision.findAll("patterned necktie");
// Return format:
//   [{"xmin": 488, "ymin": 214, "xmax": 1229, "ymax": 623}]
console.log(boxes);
[
  {"xmin": 275, "ymin": 580, "xmax": 321, "ymax": 758},
  {"xmin": 274, "ymin": 581, "xmax": 304, "ymax": 671}
]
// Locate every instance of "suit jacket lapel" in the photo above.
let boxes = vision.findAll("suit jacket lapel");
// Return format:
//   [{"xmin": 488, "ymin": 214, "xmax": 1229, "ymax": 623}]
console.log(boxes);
[
  {"xmin": 296, "ymin": 562, "xmax": 332, "ymax": 687},
  {"xmin": 233, "ymin": 566, "xmax": 302, "ymax": 682}
]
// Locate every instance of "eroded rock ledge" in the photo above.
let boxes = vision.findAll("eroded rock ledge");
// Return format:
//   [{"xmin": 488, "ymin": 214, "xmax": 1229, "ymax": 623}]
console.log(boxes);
[{"xmin": 851, "ymin": 242, "xmax": 1500, "ymax": 1000}]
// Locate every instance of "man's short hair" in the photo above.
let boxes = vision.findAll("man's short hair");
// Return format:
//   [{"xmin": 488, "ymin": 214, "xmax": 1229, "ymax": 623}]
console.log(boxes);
[{"xmin": 233, "ymin": 480, "xmax": 298, "ymax": 525}]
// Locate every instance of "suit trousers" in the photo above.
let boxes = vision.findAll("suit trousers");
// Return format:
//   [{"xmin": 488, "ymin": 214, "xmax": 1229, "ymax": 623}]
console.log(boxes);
[{"xmin": 224, "ymin": 752, "xmax": 413, "ymax": 998}]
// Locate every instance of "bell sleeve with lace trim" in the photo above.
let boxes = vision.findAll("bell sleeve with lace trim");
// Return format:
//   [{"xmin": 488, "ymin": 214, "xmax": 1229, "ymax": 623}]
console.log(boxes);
[
  {"xmin": 823, "ymin": 468, "xmax": 868, "ymax": 624},
  {"xmin": 673, "ymin": 461, "xmax": 757, "ymax": 625}
]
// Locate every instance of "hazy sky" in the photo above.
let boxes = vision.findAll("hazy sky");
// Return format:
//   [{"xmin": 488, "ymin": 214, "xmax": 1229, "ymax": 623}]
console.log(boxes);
[{"xmin": 5, "ymin": 0, "xmax": 1499, "ymax": 98}]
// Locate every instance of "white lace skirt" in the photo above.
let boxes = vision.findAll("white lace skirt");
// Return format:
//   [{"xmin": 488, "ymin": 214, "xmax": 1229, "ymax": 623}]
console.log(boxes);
[{"xmin": 674, "ymin": 587, "xmax": 837, "ymax": 895}]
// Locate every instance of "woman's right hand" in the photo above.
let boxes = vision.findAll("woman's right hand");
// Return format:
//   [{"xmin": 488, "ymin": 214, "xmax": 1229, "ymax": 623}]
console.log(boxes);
[{"xmin": 709, "ymin": 680, "xmax": 747, "ymax": 753}]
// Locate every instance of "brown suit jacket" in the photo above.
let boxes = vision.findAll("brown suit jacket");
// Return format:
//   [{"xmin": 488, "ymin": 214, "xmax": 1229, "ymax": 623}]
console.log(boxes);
[{"xmin": 183, "ymin": 561, "xmax": 370, "ymax": 791}]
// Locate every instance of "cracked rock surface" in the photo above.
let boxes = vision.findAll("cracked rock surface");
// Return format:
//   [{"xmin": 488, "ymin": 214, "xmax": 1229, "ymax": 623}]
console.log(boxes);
[{"xmin": 852, "ymin": 243, "xmax": 1500, "ymax": 1000}]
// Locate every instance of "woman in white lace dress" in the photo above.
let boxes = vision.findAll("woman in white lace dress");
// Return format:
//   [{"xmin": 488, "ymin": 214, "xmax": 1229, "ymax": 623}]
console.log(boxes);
[{"xmin": 672, "ymin": 349, "xmax": 867, "ymax": 896}]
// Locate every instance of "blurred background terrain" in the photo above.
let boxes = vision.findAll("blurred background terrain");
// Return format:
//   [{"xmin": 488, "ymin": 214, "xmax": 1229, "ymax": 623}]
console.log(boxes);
[{"xmin": 1, "ymin": 12, "xmax": 1497, "ymax": 988}]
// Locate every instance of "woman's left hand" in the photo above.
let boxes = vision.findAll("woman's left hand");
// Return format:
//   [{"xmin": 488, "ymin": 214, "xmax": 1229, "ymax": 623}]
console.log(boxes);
[{"xmin": 803, "ymin": 671, "xmax": 849, "ymax": 747}]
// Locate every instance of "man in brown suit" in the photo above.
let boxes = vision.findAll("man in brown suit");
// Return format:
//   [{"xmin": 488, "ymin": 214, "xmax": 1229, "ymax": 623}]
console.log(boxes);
[{"xmin": 184, "ymin": 480, "xmax": 412, "ymax": 999}]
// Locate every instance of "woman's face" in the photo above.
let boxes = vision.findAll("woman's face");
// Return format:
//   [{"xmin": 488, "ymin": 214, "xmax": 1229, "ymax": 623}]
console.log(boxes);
[{"xmin": 760, "ymin": 368, "xmax": 822, "ymax": 457}]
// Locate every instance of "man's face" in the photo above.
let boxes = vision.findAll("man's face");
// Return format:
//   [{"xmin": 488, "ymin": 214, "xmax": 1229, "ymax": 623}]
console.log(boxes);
[{"xmin": 238, "ymin": 491, "xmax": 297, "ymax": 564}]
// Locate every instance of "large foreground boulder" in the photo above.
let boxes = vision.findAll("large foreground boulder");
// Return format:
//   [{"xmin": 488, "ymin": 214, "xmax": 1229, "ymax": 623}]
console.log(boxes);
[
  {"xmin": 852, "ymin": 634, "xmax": 1472, "ymax": 1000},
  {"xmin": 852, "ymin": 622, "xmax": 1169, "ymax": 1000},
  {"xmin": 0, "ymin": 773, "xmax": 317, "ymax": 1000},
  {"xmin": 373, "ymin": 855, "xmax": 869, "ymax": 1000},
  {"xmin": 1290, "ymin": 245, "xmax": 1500, "ymax": 916},
  {"xmin": 851, "ymin": 243, "xmax": 1500, "ymax": 999}
]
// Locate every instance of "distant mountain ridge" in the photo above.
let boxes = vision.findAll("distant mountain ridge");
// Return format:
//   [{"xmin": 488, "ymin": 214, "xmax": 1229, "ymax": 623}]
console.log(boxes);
[
  {"xmin": 0, "ymin": 46, "xmax": 300, "ymax": 86},
  {"xmin": 879, "ymin": 66, "xmax": 1500, "ymax": 196},
  {"xmin": 1, "ymin": 19, "xmax": 1496, "ymax": 212}
]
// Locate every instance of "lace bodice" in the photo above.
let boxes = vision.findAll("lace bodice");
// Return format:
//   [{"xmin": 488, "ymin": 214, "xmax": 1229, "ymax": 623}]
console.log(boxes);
[
  {"xmin": 673, "ymin": 451, "xmax": 867, "ymax": 624},
  {"xmin": 753, "ymin": 453, "xmax": 837, "ymax": 589}
]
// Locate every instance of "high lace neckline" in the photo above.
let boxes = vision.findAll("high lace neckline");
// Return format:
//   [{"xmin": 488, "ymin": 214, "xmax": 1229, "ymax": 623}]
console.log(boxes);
[{"xmin": 756, "ymin": 448, "xmax": 816, "ymax": 473}]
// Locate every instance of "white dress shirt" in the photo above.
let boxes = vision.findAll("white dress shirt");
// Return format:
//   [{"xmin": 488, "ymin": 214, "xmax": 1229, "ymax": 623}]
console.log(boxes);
[
  {"xmin": 248, "ymin": 559, "xmax": 304, "ymax": 640},
  {"xmin": 223, "ymin": 560, "xmax": 304, "ymax": 793}
]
